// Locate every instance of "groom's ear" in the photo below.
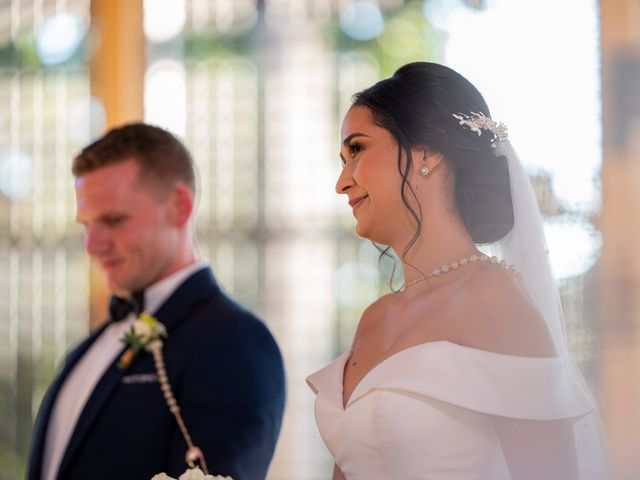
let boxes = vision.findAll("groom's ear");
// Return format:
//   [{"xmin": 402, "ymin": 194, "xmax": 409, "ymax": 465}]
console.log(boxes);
[{"xmin": 168, "ymin": 184, "xmax": 194, "ymax": 227}]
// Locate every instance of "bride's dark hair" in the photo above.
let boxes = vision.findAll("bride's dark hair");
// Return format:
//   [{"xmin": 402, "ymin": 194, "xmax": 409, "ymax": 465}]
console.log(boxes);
[{"xmin": 352, "ymin": 62, "xmax": 514, "ymax": 254}]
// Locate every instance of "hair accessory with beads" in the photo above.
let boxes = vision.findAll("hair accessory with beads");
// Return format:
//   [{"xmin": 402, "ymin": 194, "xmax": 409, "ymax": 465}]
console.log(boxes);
[{"xmin": 452, "ymin": 112, "xmax": 508, "ymax": 146}]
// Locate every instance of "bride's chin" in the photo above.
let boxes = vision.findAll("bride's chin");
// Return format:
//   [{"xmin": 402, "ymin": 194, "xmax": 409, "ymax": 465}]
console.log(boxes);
[
  {"xmin": 355, "ymin": 221, "xmax": 386, "ymax": 245},
  {"xmin": 354, "ymin": 220, "xmax": 372, "ymax": 240}
]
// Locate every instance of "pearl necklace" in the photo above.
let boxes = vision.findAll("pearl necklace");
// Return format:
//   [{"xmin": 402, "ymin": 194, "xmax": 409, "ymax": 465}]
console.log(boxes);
[
  {"xmin": 350, "ymin": 255, "xmax": 522, "ymax": 368},
  {"xmin": 399, "ymin": 254, "xmax": 522, "ymax": 292}
]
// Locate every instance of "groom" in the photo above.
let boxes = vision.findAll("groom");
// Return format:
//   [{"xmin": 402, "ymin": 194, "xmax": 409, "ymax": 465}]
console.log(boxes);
[{"xmin": 27, "ymin": 123, "xmax": 286, "ymax": 480}]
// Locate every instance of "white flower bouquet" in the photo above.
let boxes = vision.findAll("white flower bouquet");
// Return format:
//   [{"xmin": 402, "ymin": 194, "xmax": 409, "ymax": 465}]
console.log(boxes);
[{"xmin": 151, "ymin": 467, "xmax": 232, "ymax": 480}]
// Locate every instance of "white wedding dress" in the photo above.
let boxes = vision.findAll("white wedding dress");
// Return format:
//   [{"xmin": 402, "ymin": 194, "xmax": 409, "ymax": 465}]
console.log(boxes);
[{"xmin": 307, "ymin": 340, "xmax": 597, "ymax": 480}]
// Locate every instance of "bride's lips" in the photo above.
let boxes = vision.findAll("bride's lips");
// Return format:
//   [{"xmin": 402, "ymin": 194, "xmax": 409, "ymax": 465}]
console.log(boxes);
[{"xmin": 349, "ymin": 195, "xmax": 368, "ymax": 211}]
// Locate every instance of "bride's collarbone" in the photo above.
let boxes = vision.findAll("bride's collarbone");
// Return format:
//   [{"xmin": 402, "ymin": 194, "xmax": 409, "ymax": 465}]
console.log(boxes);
[
  {"xmin": 350, "ymin": 299, "xmax": 456, "ymax": 368},
  {"xmin": 353, "ymin": 263, "xmax": 522, "ymax": 353},
  {"xmin": 358, "ymin": 283, "xmax": 462, "ymax": 334}
]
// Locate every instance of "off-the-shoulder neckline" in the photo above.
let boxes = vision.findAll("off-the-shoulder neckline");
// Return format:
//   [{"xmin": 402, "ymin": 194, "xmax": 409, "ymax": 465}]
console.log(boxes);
[
  {"xmin": 344, "ymin": 341, "xmax": 561, "ymax": 407},
  {"xmin": 307, "ymin": 340, "xmax": 565, "ymax": 410}
]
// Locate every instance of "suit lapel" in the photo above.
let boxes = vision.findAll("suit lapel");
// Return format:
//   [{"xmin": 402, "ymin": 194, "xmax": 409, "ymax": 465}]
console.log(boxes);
[
  {"xmin": 55, "ymin": 346, "xmax": 129, "ymax": 478},
  {"xmin": 55, "ymin": 267, "xmax": 220, "ymax": 478},
  {"xmin": 27, "ymin": 322, "xmax": 110, "ymax": 480},
  {"xmin": 154, "ymin": 267, "xmax": 220, "ymax": 334}
]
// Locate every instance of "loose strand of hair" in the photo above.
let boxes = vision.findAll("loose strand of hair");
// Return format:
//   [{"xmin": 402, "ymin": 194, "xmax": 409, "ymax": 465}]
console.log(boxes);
[
  {"xmin": 372, "ymin": 243, "xmax": 399, "ymax": 292},
  {"xmin": 397, "ymin": 145, "xmax": 427, "ymax": 282}
]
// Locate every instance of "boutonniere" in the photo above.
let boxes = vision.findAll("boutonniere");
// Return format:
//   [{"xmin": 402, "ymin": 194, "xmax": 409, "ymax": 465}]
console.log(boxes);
[{"xmin": 118, "ymin": 312, "xmax": 167, "ymax": 370}]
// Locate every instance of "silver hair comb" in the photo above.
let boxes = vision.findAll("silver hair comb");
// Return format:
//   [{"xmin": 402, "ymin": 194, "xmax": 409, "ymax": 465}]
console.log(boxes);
[{"xmin": 452, "ymin": 112, "xmax": 508, "ymax": 145}]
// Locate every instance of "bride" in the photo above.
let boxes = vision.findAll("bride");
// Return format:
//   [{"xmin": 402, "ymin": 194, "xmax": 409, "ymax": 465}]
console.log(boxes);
[{"xmin": 307, "ymin": 62, "xmax": 608, "ymax": 479}]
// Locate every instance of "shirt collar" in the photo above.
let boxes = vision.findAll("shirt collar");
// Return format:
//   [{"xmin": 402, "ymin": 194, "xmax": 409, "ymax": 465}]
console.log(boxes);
[{"xmin": 144, "ymin": 260, "xmax": 208, "ymax": 315}]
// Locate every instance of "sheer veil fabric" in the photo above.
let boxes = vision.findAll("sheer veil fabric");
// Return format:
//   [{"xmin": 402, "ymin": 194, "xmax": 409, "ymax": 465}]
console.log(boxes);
[{"xmin": 489, "ymin": 141, "xmax": 609, "ymax": 479}]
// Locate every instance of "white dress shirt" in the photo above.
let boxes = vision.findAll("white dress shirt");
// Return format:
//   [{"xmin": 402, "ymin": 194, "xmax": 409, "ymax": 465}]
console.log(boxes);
[{"xmin": 41, "ymin": 261, "xmax": 207, "ymax": 480}]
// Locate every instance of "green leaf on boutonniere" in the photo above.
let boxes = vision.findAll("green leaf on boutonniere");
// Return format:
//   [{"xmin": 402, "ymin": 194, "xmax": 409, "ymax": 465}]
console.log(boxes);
[{"xmin": 118, "ymin": 312, "xmax": 167, "ymax": 370}]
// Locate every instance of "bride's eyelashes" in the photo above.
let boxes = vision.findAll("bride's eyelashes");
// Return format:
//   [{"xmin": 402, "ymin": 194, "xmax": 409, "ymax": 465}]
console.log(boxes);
[
  {"xmin": 348, "ymin": 141, "xmax": 363, "ymax": 155},
  {"xmin": 339, "ymin": 142, "xmax": 365, "ymax": 167}
]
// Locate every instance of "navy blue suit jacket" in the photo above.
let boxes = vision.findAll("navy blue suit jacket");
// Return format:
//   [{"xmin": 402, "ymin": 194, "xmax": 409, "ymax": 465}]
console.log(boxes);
[{"xmin": 27, "ymin": 268, "xmax": 286, "ymax": 480}]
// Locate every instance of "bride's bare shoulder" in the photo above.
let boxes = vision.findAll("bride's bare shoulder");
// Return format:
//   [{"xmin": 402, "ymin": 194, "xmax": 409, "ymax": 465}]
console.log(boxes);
[
  {"xmin": 353, "ymin": 292, "xmax": 396, "ymax": 331},
  {"xmin": 451, "ymin": 263, "xmax": 556, "ymax": 357}
]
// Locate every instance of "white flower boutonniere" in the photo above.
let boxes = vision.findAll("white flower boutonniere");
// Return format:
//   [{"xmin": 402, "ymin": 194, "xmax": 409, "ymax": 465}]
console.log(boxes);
[
  {"xmin": 151, "ymin": 467, "xmax": 233, "ymax": 480},
  {"xmin": 118, "ymin": 312, "xmax": 167, "ymax": 370}
]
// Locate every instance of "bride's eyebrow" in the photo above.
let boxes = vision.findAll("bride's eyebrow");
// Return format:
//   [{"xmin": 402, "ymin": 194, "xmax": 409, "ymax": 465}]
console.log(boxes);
[{"xmin": 342, "ymin": 133, "xmax": 371, "ymax": 146}]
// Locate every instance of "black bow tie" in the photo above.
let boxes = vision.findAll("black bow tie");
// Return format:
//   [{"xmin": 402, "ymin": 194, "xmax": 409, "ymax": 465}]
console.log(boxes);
[{"xmin": 108, "ymin": 290, "xmax": 145, "ymax": 322}]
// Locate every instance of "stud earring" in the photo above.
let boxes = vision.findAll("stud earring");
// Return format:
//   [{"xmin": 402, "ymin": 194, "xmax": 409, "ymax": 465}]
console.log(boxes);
[{"xmin": 420, "ymin": 166, "xmax": 429, "ymax": 177}]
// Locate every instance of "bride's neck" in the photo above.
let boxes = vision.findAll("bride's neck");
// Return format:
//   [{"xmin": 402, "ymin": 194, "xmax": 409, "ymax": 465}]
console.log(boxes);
[{"xmin": 392, "ymin": 219, "xmax": 478, "ymax": 285}]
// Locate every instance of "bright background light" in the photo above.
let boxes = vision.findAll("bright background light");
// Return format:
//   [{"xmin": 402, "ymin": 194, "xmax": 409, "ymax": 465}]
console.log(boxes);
[
  {"xmin": 67, "ymin": 96, "xmax": 107, "ymax": 145},
  {"xmin": 0, "ymin": 149, "xmax": 33, "ymax": 201},
  {"xmin": 339, "ymin": 1, "xmax": 385, "ymax": 41},
  {"xmin": 144, "ymin": 60, "xmax": 187, "ymax": 136},
  {"xmin": 544, "ymin": 217, "xmax": 602, "ymax": 280},
  {"xmin": 143, "ymin": 0, "xmax": 186, "ymax": 43},
  {"xmin": 36, "ymin": 13, "xmax": 87, "ymax": 65}
]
